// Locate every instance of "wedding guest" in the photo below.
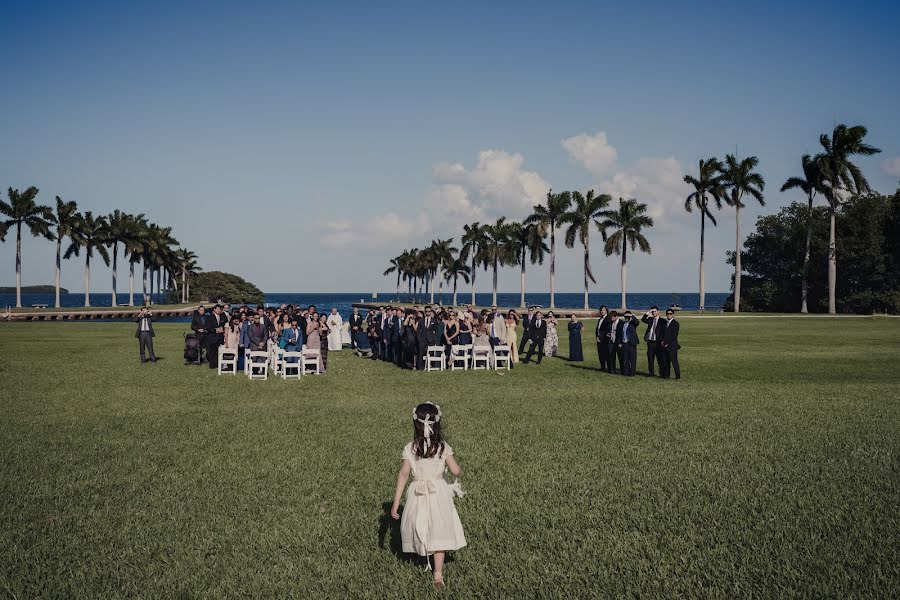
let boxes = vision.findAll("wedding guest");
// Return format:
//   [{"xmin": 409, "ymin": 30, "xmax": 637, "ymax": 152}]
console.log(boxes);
[
  {"xmin": 505, "ymin": 311, "xmax": 519, "ymax": 364},
  {"xmin": 205, "ymin": 305, "xmax": 227, "ymax": 369},
  {"xmin": 279, "ymin": 318, "xmax": 302, "ymax": 352},
  {"xmin": 238, "ymin": 312, "xmax": 251, "ymax": 371},
  {"xmin": 543, "ymin": 311, "xmax": 559, "ymax": 357},
  {"xmin": 595, "ymin": 305, "xmax": 613, "ymax": 373},
  {"xmin": 402, "ymin": 311, "xmax": 418, "ymax": 369},
  {"xmin": 457, "ymin": 313, "xmax": 473, "ymax": 346},
  {"xmin": 224, "ymin": 316, "xmax": 241, "ymax": 349},
  {"xmin": 304, "ymin": 318, "xmax": 324, "ymax": 373},
  {"xmin": 522, "ymin": 310, "xmax": 547, "ymax": 364},
  {"xmin": 568, "ymin": 314, "xmax": 584, "ymax": 361},
  {"xmin": 472, "ymin": 318, "xmax": 492, "ymax": 367},
  {"xmin": 614, "ymin": 310, "xmax": 639, "ymax": 376},
  {"xmin": 318, "ymin": 314, "xmax": 331, "ymax": 370},
  {"xmin": 247, "ymin": 315, "xmax": 268, "ymax": 352},
  {"xmin": 191, "ymin": 305, "xmax": 208, "ymax": 362},
  {"xmin": 443, "ymin": 311, "xmax": 459, "ymax": 355},
  {"xmin": 349, "ymin": 307, "xmax": 364, "ymax": 350},
  {"xmin": 519, "ymin": 306, "xmax": 535, "ymax": 355},
  {"xmin": 135, "ymin": 306, "xmax": 156, "ymax": 363},
  {"xmin": 392, "ymin": 309, "xmax": 405, "ymax": 367},
  {"xmin": 416, "ymin": 307, "xmax": 438, "ymax": 370},
  {"xmin": 641, "ymin": 306, "xmax": 665, "ymax": 377},
  {"xmin": 660, "ymin": 308, "xmax": 681, "ymax": 380},
  {"xmin": 488, "ymin": 311, "xmax": 506, "ymax": 347}
]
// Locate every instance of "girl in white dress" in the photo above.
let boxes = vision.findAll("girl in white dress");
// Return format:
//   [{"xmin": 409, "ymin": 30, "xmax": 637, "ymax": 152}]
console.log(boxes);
[{"xmin": 391, "ymin": 402, "xmax": 466, "ymax": 589}]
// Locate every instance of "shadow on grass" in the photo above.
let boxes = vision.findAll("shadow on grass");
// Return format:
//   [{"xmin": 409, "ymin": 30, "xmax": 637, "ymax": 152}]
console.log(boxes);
[
  {"xmin": 378, "ymin": 502, "xmax": 454, "ymax": 570},
  {"xmin": 565, "ymin": 364, "xmax": 606, "ymax": 373}
]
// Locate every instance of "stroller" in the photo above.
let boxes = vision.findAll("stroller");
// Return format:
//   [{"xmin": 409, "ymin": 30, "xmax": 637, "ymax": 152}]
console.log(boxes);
[{"xmin": 183, "ymin": 333, "xmax": 203, "ymax": 365}]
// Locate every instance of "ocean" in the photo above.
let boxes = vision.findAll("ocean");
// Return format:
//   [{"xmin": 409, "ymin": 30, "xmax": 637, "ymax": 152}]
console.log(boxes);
[{"xmin": 3, "ymin": 291, "xmax": 730, "ymax": 321}]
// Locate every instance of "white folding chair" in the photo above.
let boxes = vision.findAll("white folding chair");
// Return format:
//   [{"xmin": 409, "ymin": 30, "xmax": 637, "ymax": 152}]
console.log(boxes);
[
  {"xmin": 426, "ymin": 346, "xmax": 446, "ymax": 371},
  {"xmin": 302, "ymin": 348, "xmax": 321, "ymax": 375},
  {"xmin": 247, "ymin": 351, "xmax": 269, "ymax": 380},
  {"xmin": 281, "ymin": 351, "xmax": 302, "ymax": 379},
  {"xmin": 492, "ymin": 344, "xmax": 511, "ymax": 370},
  {"xmin": 450, "ymin": 345, "xmax": 469, "ymax": 370},
  {"xmin": 218, "ymin": 345, "xmax": 238, "ymax": 375},
  {"xmin": 272, "ymin": 347, "xmax": 285, "ymax": 375},
  {"xmin": 472, "ymin": 346, "xmax": 491, "ymax": 370}
]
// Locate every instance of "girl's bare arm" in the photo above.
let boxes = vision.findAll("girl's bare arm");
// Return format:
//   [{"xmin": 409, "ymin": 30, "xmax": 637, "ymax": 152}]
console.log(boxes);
[
  {"xmin": 445, "ymin": 455, "xmax": 461, "ymax": 477},
  {"xmin": 390, "ymin": 460, "xmax": 411, "ymax": 519}
]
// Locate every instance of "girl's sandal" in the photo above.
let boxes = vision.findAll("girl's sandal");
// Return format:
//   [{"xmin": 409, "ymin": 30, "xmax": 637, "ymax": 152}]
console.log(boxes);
[{"xmin": 433, "ymin": 574, "xmax": 445, "ymax": 589}]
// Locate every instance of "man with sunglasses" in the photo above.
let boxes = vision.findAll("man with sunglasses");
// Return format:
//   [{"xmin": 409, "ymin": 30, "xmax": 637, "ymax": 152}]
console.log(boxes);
[
  {"xmin": 660, "ymin": 308, "xmax": 681, "ymax": 379},
  {"xmin": 642, "ymin": 306, "xmax": 665, "ymax": 377}
]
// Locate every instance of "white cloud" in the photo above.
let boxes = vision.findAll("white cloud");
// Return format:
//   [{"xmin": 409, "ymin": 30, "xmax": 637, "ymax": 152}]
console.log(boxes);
[
  {"xmin": 597, "ymin": 156, "xmax": 692, "ymax": 229},
  {"xmin": 883, "ymin": 157, "xmax": 900, "ymax": 177},
  {"xmin": 561, "ymin": 130, "xmax": 618, "ymax": 176}
]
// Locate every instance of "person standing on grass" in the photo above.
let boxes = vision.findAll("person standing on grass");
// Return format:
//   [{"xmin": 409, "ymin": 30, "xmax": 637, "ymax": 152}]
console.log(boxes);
[
  {"xmin": 615, "ymin": 310, "xmax": 640, "ymax": 376},
  {"xmin": 391, "ymin": 402, "xmax": 466, "ymax": 590},
  {"xmin": 660, "ymin": 308, "xmax": 681, "ymax": 380},
  {"xmin": 521, "ymin": 310, "xmax": 547, "ymax": 364},
  {"xmin": 595, "ymin": 305, "xmax": 613, "ymax": 372},
  {"xmin": 205, "ymin": 304, "xmax": 226, "ymax": 369},
  {"xmin": 191, "ymin": 305, "xmax": 208, "ymax": 363},
  {"xmin": 641, "ymin": 306, "xmax": 665, "ymax": 377},
  {"xmin": 135, "ymin": 306, "xmax": 156, "ymax": 363}
]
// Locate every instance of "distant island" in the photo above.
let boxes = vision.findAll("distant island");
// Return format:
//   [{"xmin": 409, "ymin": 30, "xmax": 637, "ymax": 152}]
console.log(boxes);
[{"xmin": 0, "ymin": 285, "xmax": 67, "ymax": 294}]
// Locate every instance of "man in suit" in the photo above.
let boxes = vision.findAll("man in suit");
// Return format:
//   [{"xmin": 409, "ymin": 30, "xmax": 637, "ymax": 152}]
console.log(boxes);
[
  {"xmin": 641, "ymin": 306, "xmax": 665, "ymax": 377},
  {"xmin": 135, "ymin": 306, "xmax": 156, "ymax": 363},
  {"xmin": 238, "ymin": 312, "xmax": 251, "ymax": 371},
  {"xmin": 522, "ymin": 310, "xmax": 547, "ymax": 364},
  {"xmin": 348, "ymin": 307, "xmax": 364, "ymax": 350},
  {"xmin": 205, "ymin": 304, "xmax": 226, "ymax": 368},
  {"xmin": 488, "ymin": 310, "xmax": 507, "ymax": 347},
  {"xmin": 415, "ymin": 307, "xmax": 439, "ymax": 370},
  {"xmin": 391, "ymin": 309, "xmax": 404, "ymax": 367},
  {"xmin": 614, "ymin": 310, "xmax": 640, "ymax": 376},
  {"xmin": 606, "ymin": 310, "xmax": 620, "ymax": 374},
  {"xmin": 191, "ymin": 305, "xmax": 208, "ymax": 363},
  {"xmin": 660, "ymin": 308, "xmax": 681, "ymax": 379},
  {"xmin": 595, "ymin": 305, "xmax": 612, "ymax": 373},
  {"xmin": 381, "ymin": 307, "xmax": 393, "ymax": 362},
  {"xmin": 519, "ymin": 306, "xmax": 534, "ymax": 355}
]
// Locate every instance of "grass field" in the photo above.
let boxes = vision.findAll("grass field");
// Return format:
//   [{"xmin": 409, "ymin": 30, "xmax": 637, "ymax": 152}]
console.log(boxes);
[{"xmin": 1, "ymin": 318, "xmax": 899, "ymax": 598}]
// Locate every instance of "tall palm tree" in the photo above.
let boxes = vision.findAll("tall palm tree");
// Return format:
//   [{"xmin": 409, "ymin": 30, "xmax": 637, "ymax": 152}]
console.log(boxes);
[
  {"xmin": 525, "ymin": 189, "xmax": 572, "ymax": 309},
  {"xmin": 126, "ymin": 214, "xmax": 148, "ymax": 306},
  {"xmin": 106, "ymin": 209, "xmax": 133, "ymax": 307},
  {"xmin": 781, "ymin": 155, "xmax": 825, "ymax": 313},
  {"xmin": 815, "ymin": 124, "xmax": 881, "ymax": 314},
  {"xmin": 429, "ymin": 238, "xmax": 455, "ymax": 304},
  {"xmin": 684, "ymin": 158, "xmax": 725, "ymax": 312},
  {"xmin": 443, "ymin": 255, "xmax": 471, "ymax": 306},
  {"xmin": 720, "ymin": 154, "xmax": 766, "ymax": 313},
  {"xmin": 48, "ymin": 196, "xmax": 80, "ymax": 308},
  {"xmin": 0, "ymin": 187, "xmax": 54, "ymax": 308},
  {"xmin": 175, "ymin": 248, "xmax": 198, "ymax": 303},
  {"xmin": 598, "ymin": 198, "xmax": 654, "ymax": 310},
  {"xmin": 460, "ymin": 222, "xmax": 487, "ymax": 306},
  {"xmin": 479, "ymin": 218, "xmax": 516, "ymax": 307},
  {"xmin": 65, "ymin": 211, "xmax": 110, "ymax": 307},
  {"xmin": 561, "ymin": 190, "xmax": 612, "ymax": 310},
  {"xmin": 383, "ymin": 254, "xmax": 404, "ymax": 299},
  {"xmin": 509, "ymin": 221, "xmax": 548, "ymax": 308}
]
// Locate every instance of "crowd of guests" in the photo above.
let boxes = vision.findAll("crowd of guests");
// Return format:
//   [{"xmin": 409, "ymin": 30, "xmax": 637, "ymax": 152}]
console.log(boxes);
[{"xmin": 172, "ymin": 300, "xmax": 681, "ymax": 380}]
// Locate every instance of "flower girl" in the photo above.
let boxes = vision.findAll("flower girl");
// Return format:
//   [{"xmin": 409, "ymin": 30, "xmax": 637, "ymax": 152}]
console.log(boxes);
[{"xmin": 390, "ymin": 402, "xmax": 466, "ymax": 588}]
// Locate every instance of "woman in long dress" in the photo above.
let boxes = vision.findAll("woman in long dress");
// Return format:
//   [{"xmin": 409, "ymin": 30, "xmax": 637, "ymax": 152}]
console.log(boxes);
[
  {"xmin": 318, "ymin": 314, "xmax": 330, "ymax": 370},
  {"xmin": 457, "ymin": 314, "xmax": 473, "ymax": 346},
  {"xmin": 544, "ymin": 311, "xmax": 559, "ymax": 357},
  {"xmin": 505, "ymin": 311, "xmax": 519, "ymax": 363},
  {"xmin": 304, "ymin": 319, "xmax": 324, "ymax": 373},
  {"xmin": 326, "ymin": 308, "xmax": 343, "ymax": 351},
  {"xmin": 568, "ymin": 315, "xmax": 584, "ymax": 361},
  {"xmin": 472, "ymin": 318, "xmax": 492, "ymax": 367},
  {"xmin": 443, "ymin": 313, "xmax": 459, "ymax": 356}
]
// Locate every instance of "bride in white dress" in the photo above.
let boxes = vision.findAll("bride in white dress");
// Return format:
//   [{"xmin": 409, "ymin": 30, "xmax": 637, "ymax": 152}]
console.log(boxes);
[{"xmin": 326, "ymin": 308, "xmax": 343, "ymax": 351}]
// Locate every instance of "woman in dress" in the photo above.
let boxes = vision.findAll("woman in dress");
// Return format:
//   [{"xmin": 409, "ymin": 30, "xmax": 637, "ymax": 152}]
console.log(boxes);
[
  {"xmin": 326, "ymin": 308, "xmax": 343, "ymax": 351},
  {"xmin": 304, "ymin": 318, "xmax": 323, "ymax": 373},
  {"xmin": 568, "ymin": 314, "xmax": 584, "ymax": 361},
  {"xmin": 443, "ymin": 312, "xmax": 459, "ymax": 356},
  {"xmin": 505, "ymin": 310, "xmax": 519, "ymax": 364},
  {"xmin": 224, "ymin": 316, "xmax": 241, "ymax": 349},
  {"xmin": 472, "ymin": 317, "xmax": 492, "ymax": 367},
  {"xmin": 457, "ymin": 313, "xmax": 473, "ymax": 346},
  {"xmin": 391, "ymin": 402, "xmax": 466, "ymax": 589},
  {"xmin": 544, "ymin": 310, "xmax": 559, "ymax": 357},
  {"xmin": 403, "ymin": 311, "xmax": 418, "ymax": 369},
  {"xmin": 318, "ymin": 314, "xmax": 330, "ymax": 370}
]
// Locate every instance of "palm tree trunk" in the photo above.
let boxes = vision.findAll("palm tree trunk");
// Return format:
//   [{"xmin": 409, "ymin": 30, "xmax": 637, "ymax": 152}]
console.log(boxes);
[
  {"xmin": 452, "ymin": 276, "xmax": 458, "ymax": 306},
  {"xmin": 142, "ymin": 260, "xmax": 148, "ymax": 304},
  {"xmin": 734, "ymin": 205, "xmax": 741, "ymax": 313},
  {"xmin": 430, "ymin": 271, "xmax": 436, "ymax": 304},
  {"xmin": 181, "ymin": 267, "xmax": 186, "ymax": 303},
  {"xmin": 699, "ymin": 211, "xmax": 706, "ymax": 313},
  {"xmin": 128, "ymin": 261, "xmax": 135, "ymax": 306},
  {"xmin": 15, "ymin": 223, "xmax": 22, "ymax": 308},
  {"xmin": 550, "ymin": 226, "xmax": 556, "ymax": 309},
  {"xmin": 520, "ymin": 250, "xmax": 526, "ymax": 309},
  {"xmin": 111, "ymin": 242, "xmax": 119, "ymax": 307},
  {"xmin": 801, "ymin": 196, "xmax": 813, "ymax": 313},
  {"xmin": 84, "ymin": 253, "xmax": 91, "ymax": 307},
  {"xmin": 470, "ymin": 256, "xmax": 477, "ymax": 306},
  {"xmin": 621, "ymin": 243, "xmax": 628, "ymax": 311},
  {"xmin": 55, "ymin": 235, "xmax": 62, "ymax": 309},
  {"xmin": 492, "ymin": 259, "xmax": 498, "ymax": 306},
  {"xmin": 395, "ymin": 273, "xmax": 401, "ymax": 299},
  {"xmin": 583, "ymin": 244, "xmax": 589, "ymax": 311},
  {"xmin": 828, "ymin": 206, "xmax": 837, "ymax": 315},
  {"xmin": 438, "ymin": 259, "xmax": 444, "ymax": 305}
]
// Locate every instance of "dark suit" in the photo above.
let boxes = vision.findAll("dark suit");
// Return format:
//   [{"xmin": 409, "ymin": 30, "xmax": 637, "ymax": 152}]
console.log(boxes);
[
  {"xmin": 191, "ymin": 311, "xmax": 208, "ymax": 361},
  {"xmin": 641, "ymin": 314, "xmax": 665, "ymax": 376},
  {"xmin": 391, "ymin": 317, "xmax": 404, "ymax": 366},
  {"xmin": 380, "ymin": 314, "xmax": 392, "ymax": 362},
  {"xmin": 519, "ymin": 314, "xmax": 534, "ymax": 354},
  {"xmin": 614, "ymin": 316, "xmax": 639, "ymax": 376},
  {"xmin": 348, "ymin": 313, "xmax": 364, "ymax": 349},
  {"xmin": 135, "ymin": 313, "xmax": 156, "ymax": 362},
  {"xmin": 595, "ymin": 315, "xmax": 613, "ymax": 372},
  {"xmin": 205, "ymin": 312, "xmax": 226, "ymax": 368},
  {"xmin": 523, "ymin": 319, "xmax": 547, "ymax": 363},
  {"xmin": 660, "ymin": 318, "xmax": 681, "ymax": 379},
  {"xmin": 247, "ymin": 322, "xmax": 268, "ymax": 352},
  {"xmin": 415, "ymin": 317, "xmax": 439, "ymax": 370}
]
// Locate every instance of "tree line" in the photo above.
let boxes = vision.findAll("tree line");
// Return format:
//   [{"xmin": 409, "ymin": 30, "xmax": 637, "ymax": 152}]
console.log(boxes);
[
  {"xmin": 1, "ymin": 187, "xmax": 199, "ymax": 308},
  {"xmin": 385, "ymin": 123, "xmax": 880, "ymax": 314}
]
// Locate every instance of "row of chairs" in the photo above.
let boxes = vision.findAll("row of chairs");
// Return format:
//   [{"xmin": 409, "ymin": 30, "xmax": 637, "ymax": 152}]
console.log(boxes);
[
  {"xmin": 426, "ymin": 344, "xmax": 512, "ymax": 371},
  {"xmin": 217, "ymin": 345, "xmax": 322, "ymax": 380}
]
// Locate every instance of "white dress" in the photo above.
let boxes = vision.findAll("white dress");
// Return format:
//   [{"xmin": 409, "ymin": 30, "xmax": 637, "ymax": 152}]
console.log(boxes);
[
  {"xmin": 326, "ymin": 314, "xmax": 343, "ymax": 351},
  {"xmin": 400, "ymin": 442, "xmax": 467, "ymax": 556}
]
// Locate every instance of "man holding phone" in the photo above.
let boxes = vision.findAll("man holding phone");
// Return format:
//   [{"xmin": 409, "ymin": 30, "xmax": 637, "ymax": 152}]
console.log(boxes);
[{"xmin": 135, "ymin": 306, "xmax": 156, "ymax": 363}]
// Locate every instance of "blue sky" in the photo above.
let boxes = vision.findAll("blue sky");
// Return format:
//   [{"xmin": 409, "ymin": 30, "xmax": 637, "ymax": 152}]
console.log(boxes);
[{"xmin": 2, "ymin": 0, "xmax": 899, "ymax": 295}]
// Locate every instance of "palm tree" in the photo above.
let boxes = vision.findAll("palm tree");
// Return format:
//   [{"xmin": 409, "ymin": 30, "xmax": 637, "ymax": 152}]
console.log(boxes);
[
  {"xmin": 443, "ymin": 255, "xmax": 471, "ymax": 306},
  {"xmin": 126, "ymin": 214, "xmax": 148, "ymax": 306},
  {"xmin": 48, "ymin": 196, "xmax": 80, "ymax": 309},
  {"xmin": 720, "ymin": 154, "xmax": 766, "ymax": 313},
  {"xmin": 598, "ymin": 198, "xmax": 654, "ymax": 310},
  {"xmin": 175, "ymin": 248, "xmax": 198, "ymax": 303},
  {"xmin": 684, "ymin": 158, "xmax": 725, "ymax": 312},
  {"xmin": 65, "ymin": 211, "xmax": 110, "ymax": 307},
  {"xmin": 460, "ymin": 222, "xmax": 487, "ymax": 306},
  {"xmin": 815, "ymin": 124, "xmax": 881, "ymax": 314},
  {"xmin": 106, "ymin": 209, "xmax": 134, "ymax": 307},
  {"xmin": 781, "ymin": 155, "xmax": 825, "ymax": 313},
  {"xmin": 479, "ymin": 218, "xmax": 516, "ymax": 306},
  {"xmin": 509, "ymin": 221, "xmax": 548, "ymax": 308},
  {"xmin": 429, "ymin": 238, "xmax": 455, "ymax": 304},
  {"xmin": 0, "ymin": 187, "xmax": 54, "ymax": 308},
  {"xmin": 383, "ymin": 254, "xmax": 404, "ymax": 299},
  {"xmin": 525, "ymin": 190, "xmax": 572, "ymax": 309},
  {"xmin": 561, "ymin": 190, "xmax": 612, "ymax": 310}
]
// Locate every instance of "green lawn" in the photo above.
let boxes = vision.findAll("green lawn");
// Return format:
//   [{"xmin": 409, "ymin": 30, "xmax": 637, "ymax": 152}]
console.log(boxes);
[{"xmin": 1, "ymin": 318, "xmax": 898, "ymax": 598}]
